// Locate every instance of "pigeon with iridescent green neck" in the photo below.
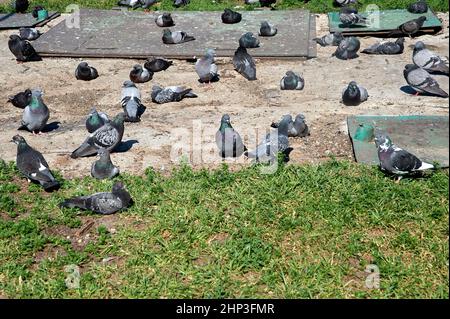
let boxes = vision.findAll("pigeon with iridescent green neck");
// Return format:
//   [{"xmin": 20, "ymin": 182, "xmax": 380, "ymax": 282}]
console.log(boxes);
[
  {"xmin": 20, "ymin": 89, "xmax": 49, "ymax": 134},
  {"xmin": 280, "ymin": 71, "xmax": 304, "ymax": 90},
  {"xmin": 91, "ymin": 148, "xmax": 120, "ymax": 180},
  {"xmin": 215, "ymin": 114, "xmax": 246, "ymax": 158},
  {"xmin": 86, "ymin": 108, "xmax": 109, "ymax": 133}
]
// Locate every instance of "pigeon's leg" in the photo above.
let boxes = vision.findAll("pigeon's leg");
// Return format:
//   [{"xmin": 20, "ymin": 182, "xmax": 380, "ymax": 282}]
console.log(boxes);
[
  {"xmin": 395, "ymin": 176, "xmax": 403, "ymax": 184},
  {"xmin": 16, "ymin": 60, "xmax": 24, "ymax": 64},
  {"xmin": 414, "ymin": 91, "xmax": 421, "ymax": 96}
]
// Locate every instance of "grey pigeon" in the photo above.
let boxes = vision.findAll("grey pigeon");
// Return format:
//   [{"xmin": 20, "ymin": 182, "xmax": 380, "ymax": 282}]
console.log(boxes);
[
  {"xmin": 20, "ymin": 89, "xmax": 49, "ymax": 134},
  {"xmin": 12, "ymin": 0, "xmax": 29, "ymax": 13},
  {"xmin": 398, "ymin": 16, "xmax": 426, "ymax": 37},
  {"xmin": 245, "ymin": 115, "xmax": 292, "ymax": 163},
  {"xmin": 195, "ymin": 48, "xmax": 219, "ymax": 83},
  {"xmin": 60, "ymin": 181, "xmax": 132, "ymax": 215},
  {"xmin": 144, "ymin": 57, "xmax": 173, "ymax": 72},
  {"xmin": 151, "ymin": 85, "xmax": 197, "ymax": 104},
  {"xmin": 215, "ymin": 114, "xmax": 246, "ymax": 158},
  {"xmin": 140, "ymin": 0, "xmax": 158, "ymax": 9},
  {"xmin": 162, "ymin": 29, "xmax": 195, "ymax": 44},
  {"xmin": 86, "ymin": 108, "xmax": 109, "ymax": 133},
  {"xmin": 233, "ymin": 46, "xmax": 257, "ymax": 81},
  {"xmin": 173, "ymin": 0, "xmax": 189, "ymax": 7},
  {"xmin": 19, "ymin": 27, "xmax": 42, "ymax": 41},
  {"xmin": 332, "ymin": 36, "xmax": 360, "ymax": 60},
  {"xmin": 271, "ymin": 114, "xmax": 309, "ymax": 137},
  {"xmin": 8, "ymin": 35, "xmax": 41, "ymax": 62},
  {"xmin": 374, "ymin": 132, "xmax": 434, "ymax": 181},
  {"xmin": 413, "ymin": 41, "xmax": 449, "ymax": 75},
  {"xmin": 280, "ymin": 71, "xmax": 304, "ymax": 90},
  {"xmin": 403, "ymin": 64, "xmax": 448, "ymax": 98},
  {"xmin": 313, "ymin": 32, "xmax": 344, "ymax": 47},
  {"xmin": 339, "ymin": 7, "xmax": 367, "ymax": 26},
  {"xmin": 259, "ymin": 21, "xmax": 277, "ymax": 37},
  {"xmin": 342, "ymin": 81, "xmax": 368, "ymax": 106},
  {"xmin": 71, "ymin": 113, "xmax": 126, "ymax": 158},
  {"xmin": 362, "ymin": 38, "xmax": 405, "ymax": 55},
  {"xmin": 75, "ymin": 62, "xmax": 99, "ymax": 81},
  {"xmin": 129, "ymin": 64, "xmax": 153, "ymax": 83},
  {"xmin": 221, "ymin": 9, "xmax": 242, "ymax": 24},
  {"xmin": 121, "ymin": 80, "xmax": 145, "ymax": 122},
  {"xmin": 155, "ymin": 13, "xmax": 174, "ymax": 27},
  {"xmin": 117, "ymin": 0, "xmax": 141, "ymax": 9},
  {"xmin": 239, "ymin": 32, "xmax": 260, "ymax": 48},
  {"xmin": 8, "ymin": 89, "xmax": 32, "ymax": 109},
  {"xmin": 335, "ymin": 0, "xmax": 358, "ymax": 6},
  {"xmin": 408, "ymin": 0, "xmax": 428, "ymax": 14},
  {"xmin": 91, "ymin": 149, "xmax": 120, "ymax": 180},
  {"xmin": 12, "ymin": 134, "xmax": 60, "ymax": 192}
]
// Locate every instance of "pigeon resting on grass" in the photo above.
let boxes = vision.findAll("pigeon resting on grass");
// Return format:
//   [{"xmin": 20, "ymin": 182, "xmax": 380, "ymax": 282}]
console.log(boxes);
[
  {"xmin": 173, "ymin": 0, "xmax": 189, "ymax": 7},
  {"xmin": 59, "ymin": 181, "xmax": 132, "ymax": 215},
  {"xmin": 408, "ymin": 0, "xmax": 428, "ymax": 14},
  {"xmin": 195, "ymin": 48, "xmax": 219, "ymax": 83},
  {"xmin": 121, "ymin": 81, "xmax": 145, "ymax": 122},
  {"xmin": 280, "ymin": 71, "xmax": 304, "ymax": 90},
  {"xmin": 12, "ymin": 134, "xmax": 60, "ymax": 192},
  {"xmin": 403, "ymin": 64, "xmax": 448, "ymax": 98},
  {"xmin": 8, "ymin": 35, "xmax": 41, "ymax": 62},
  {"xmin": 12, "ymin": 0, "xmax": 29, "ymax": 13},
  {"xmin": 374, "ymin": 132, "xmax": 434, "ymax": 181},
  {"xmin": 313, "ymin": 32, "xmax": 344, "ymax": 47},
  {"xmin": 162, "ymin": 29, "xmax": 195, "ymax": 44},
  {"xmin": 155, "ymin": 13, "xmax": 175, "ymax": 27},
  {"xmin": 86, "ymin": 108, "xmax": 109, "ymax": 133},
  {"xmin": 144, "ymin": 57, "xmax": 173, "ymax": 72},
  {"xmin": 8, "ymin": 89, "xmax": 32, "ymax": 109},
  {"xmin": 221, "ymin": 9, "xmax": 242, "ymax": 24},
  {"xmin": 271, "ymin": 114, "xmax": 309, "ymax": 137},
  {"xmin": 239, "ymin": 32, "xmax": 260, "ymax": 48},
  {"xmin": 19, "ymin": 27, "xmax": 42, "ymax": 41},
  {"xmin": 75, "ymin": 62, "xmax": 99, "ymax": 81},
  {"xmin": 413, "ymin": 41, "xmax": 449, "ymax": 75},
  {"xmin": 215, "ymin": 114, "xmax": 246, "ymax": 158},
  {"xmin": 20, "ymin": 89, "xmax": 49, "ymax": 134},
  {"xmin": 233, "ymin": 46, "xmax": 256, "ymax": 81},
  {"xmin": 91, "ymin": 149, "xmax": 120, "ymax": 180},
  {"xmin": 129, "ymin": 64, "xmax": 153, "ymax": 83},
  {"xmin": 259, "ymin": 0, "xmax": 276, "ymax": 8},
  {"xmin": 342, "ymin": 81, "xmax": 368, "ymax": 106},
  {"xmin": 151, "ymin": 85, "xmax": 197, "ymax": 104},
  {"xmin": 140, "ymin": 0, "xmax": 158, "ymax": 9},
  {"xmin": 332, "ymin": 36, "xmax": 360, "ymax": 60},
  {"xmin": 397, "ymin": 16, "xmax": 427, "ymax": 37},
  {"xmin": 362, "ymin": 38, "xmax": 405, "ymax": 55},
  {"xmin": 335, "ymin": 0, "xmax": 358, "ymax": 6},
  {"xmin": 117, "ymin": 0, "xmax": 141, "ymax": 9}
]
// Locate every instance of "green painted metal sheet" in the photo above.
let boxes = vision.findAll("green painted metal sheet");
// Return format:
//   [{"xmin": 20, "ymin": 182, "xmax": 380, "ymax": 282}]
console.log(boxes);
[
  {"xmin": 0, "ymin": 12, "xmax": 60, "ymax": 30},
  {"xmin": 347, "ymin": 115, "xmax": 449, "ymax": 167}
]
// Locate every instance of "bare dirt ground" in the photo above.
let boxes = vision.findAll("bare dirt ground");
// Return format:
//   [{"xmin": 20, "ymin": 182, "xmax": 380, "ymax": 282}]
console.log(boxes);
[{"xmin": 0, "ymin": 13, "xmax": 448, "ymax": 178}]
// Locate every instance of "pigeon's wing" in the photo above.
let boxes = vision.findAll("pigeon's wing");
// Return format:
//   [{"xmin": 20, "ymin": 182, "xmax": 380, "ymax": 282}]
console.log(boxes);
[
  {"xmin": 93, "ymin": 125, "xmax": 120, "ymax": 148},
  {"xmin": 17, "ymin": 149, "xmax": 54, "ymax": 183},
  {"xmin": 233, "ymin": 51, "xmax": 256, "ymax": 80},
  {"xmin": 390, "ymin": 149, "xmax": 423, "ymax": 173}
]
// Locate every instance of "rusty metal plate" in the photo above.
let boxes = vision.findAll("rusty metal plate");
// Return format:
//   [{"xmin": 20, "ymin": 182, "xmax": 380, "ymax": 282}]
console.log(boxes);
[{"xmin": 0, "ymin": 12, "xmax": 60, "ymax": 30}]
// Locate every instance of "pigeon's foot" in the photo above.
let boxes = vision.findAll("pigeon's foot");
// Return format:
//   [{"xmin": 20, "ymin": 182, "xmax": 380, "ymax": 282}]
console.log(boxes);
[
  {"xmin": 414, "ymin": 91, "xmax": 421, "ymax": 96},
  {"xmin": 16, "ymin": 60, "xmax": 24, "ymax": 64}
]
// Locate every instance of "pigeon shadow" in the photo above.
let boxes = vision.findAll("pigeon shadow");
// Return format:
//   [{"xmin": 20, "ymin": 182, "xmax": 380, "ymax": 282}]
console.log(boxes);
[
  {"xmin": 400, "ymin": 85, "xmax": 446, "ymax": 97},
  {"xmin": 42, "ymin": 122, "xmax": 61, "ymax": 133},
  {"xmin": 138, "ymin": 104, "xmax": 146, "ymax": 117},
  {"xmin": 114, "ymin": 140, "xmax": 139, "ymax": 153}
]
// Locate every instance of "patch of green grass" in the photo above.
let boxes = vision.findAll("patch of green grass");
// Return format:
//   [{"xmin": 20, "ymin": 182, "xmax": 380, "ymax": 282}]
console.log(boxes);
[
  {"xmin": 0, "ymin": 0, "xmax": 448, "ymax": 14},
  {"xmin": 0, "ymin": 159, "xmax": 448, "ymax": 298}
]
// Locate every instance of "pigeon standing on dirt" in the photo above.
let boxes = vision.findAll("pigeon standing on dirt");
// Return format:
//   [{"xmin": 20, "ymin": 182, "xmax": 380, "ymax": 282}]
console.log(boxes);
[
  {"xmin": 162, "ymin": 29, "xmax": 195, "ymax": 44},
  {"xmin": 19, "ymin": 28, "xmax": 42, "ymax": 41},
  {"xmin": 362, "ymin": 38, "xmax": 405, "ymax": 55},
  {"xmin": 271, "ymin": 114, "xmax": 310, "ymax": 138},
  {"xmin": 71, "ymin": 113, "xmax": 126, "ymax": 158},
  {"xmin": 75, "ymin": 62, "xmax": 99, "ymax": 81},
  {"xmin": 13, "ymin": 0, "xmax": 29, "ymax": 13},
  {"xmin": 280, "ymin": 71, "xmax": 304, "ymax": 90},
  {"xmin": 144, "ymin": 57, "xmax": 173, "ymax": 72},
  {"xmin": 151, "ymin": 85, "xmax": 197, "ymax": 104},
  {"xmin": 332, "ymin": 36, "xmax": 360, "ymax": 60},
  {"xmin": 121, "ymin": 81, "xmax": 145, "ymax": 122},
  {"xmin": 129, "ymin": 64, "xmax": 153, "ymax": 83},
  {"xmin": 12, "ymin": 134, "xmax": 60, "ymax": 192},
  {"xmin": 20, "ymin": 89, "xmax": 49, "ymax": 134},
  {"xmin": 221, "ymin": 8, "xmax": 242, "ymax": 24},
  {"xmin": 173, "ymin": 0, "xmax": 189, "ymax": 7},
  {"xmin": 60, "ymin": 181, "xmax": 132, "ymax": 215},
  {"xmin": 397, "ymin": 16, "xmax": 427, "ymax": 37},
  {"xmin": 339, "ymin": 7, "xmax": 367, "ymax": 26},
  {"xmin": 342, "ymin": 81, "xmax": 368, "ymax": 106},
  {"xmin": 233, "ymin": 46, "xmax": 257, "ymax": 81},
  {"xmin": 86, "ymin": 108, "xmax": 109, "ymax": 133},
  {"xmin": 215, "ymin": 114, "xmax": 246, "ymax": 158},
  {"xmin": 8, "ymin": 89, "xmax": 32, "ymax": 109},
  {"xmin": 259, "ymin": 21, "xmax": 277, "ymax": 37},
  {"xmin": 374, "ymin": 132, "xmax": 434, "ymax": 181},
  {"xmin": 413, "ymin": 41, "xmax": 449, "ymax": 75},
  {"xmin": 195, "ymin": 48, "xmax": 219, "ymax": 83},
  {"xmin": 91, "ymin": 148, "xmax": 120, "ymax": 180},
  {"xmin": 403, "ymin": 64, "xmax": 449, "ymax": 98},
  {"xmin": 239, "ymin": 32, "xmax": 260, "ymax": 48},
  {"xmin": 313, "ymin": 32, "xmax": 344, "ymax": 47},
  {"xmin": 408, "ymin": 0, "xmax": 428, "ymax": 14},
  {"xmin": 155, "ymin": 13, "xmax": 175, "ymax": 27},
  {"xmin": 8, "ymin": 35, "xmax": 41, "ymax": 62}
]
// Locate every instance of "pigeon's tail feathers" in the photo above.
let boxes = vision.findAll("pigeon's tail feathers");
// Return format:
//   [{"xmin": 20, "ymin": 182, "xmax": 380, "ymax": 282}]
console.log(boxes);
[
  {"xmin": 71, "ymin": 142, "xmax": 97, "ymax": 159},
  {"xmin": 312, "ymin": 37, "xmax": 325, "ymax": 46},
  {"xmin": 183, "ymin": 35, "xmax": 196, "ymax": 43},
  {"xmin": 125, "ymin": 115, "xmax": 141, "ymax": 123},
  {"xmin": 418, "ymin": 162, "xmax": 434, "ymax": 171},
  {"xmin": 178, "ymin": 89, "xmax": 197, "ymax": 99},
  {"xmin": 43, "ymin": 180, "xmax": 60, "ymax": 192},
  {"xmin": 59, "ymin": 197, "xmax": 86, "ymax": 210}
]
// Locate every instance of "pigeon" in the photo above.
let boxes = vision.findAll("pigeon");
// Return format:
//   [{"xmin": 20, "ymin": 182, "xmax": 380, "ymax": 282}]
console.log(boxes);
[
  {"xmin": 19, "ymin": 27, "xmax": 42, "ymax": 41},
  {"xmin": 86, "ymin": 108, "xmax": 109, "ymax": 133},
  {"xmin": 151, "ymin": 85, "xmax": 197, "ymax": 104},
  {"xmin": 129, "ymin": 64, "xmax": 153, "ymax": 83},
  {"xmin": 259, "ymin": 0, "xmax": 276, "ymax": 8},
  {"xmin": 144, "ymin": 57, "xmax": 173, "ymax": 72},
  {"xmin": 239, "ymin": 32, "xmax": 260, "ymax": 48},
  {"xmin": 397, "ymin": 16, "xmax": 427, "ymax": 37},
  {"xmin": 408, "ymin": 0, "xmax": 428, "ymax": 14},
  {"xmin": 121, "ymin": 81, "xmax": 145, "ymax": 122},
  {"xmin": 155, "ymin": 13, "xmax": 175, "ymax": 27},
  {"xmin": 91, "ymin": 149, "xmax": 120, "ymax": 180},
  {"xmin": 403, "ymin": 64, "xmax": 449, "ymax": 98},
  {"xmin": 335, "ymin": 0, "xmax": 358, "ymax": 6},
  {"xmin": 215, "ymin": 114, "xmax": 246, "ymax": 158},
  {"xmin": 12, "ymin": 0, "xmax": 29, "ymax": 13},
  {"xmin": 12, "ymin": 134, "xmax": 60, "ymax": 192},
  {"xmin": 195, "ymin": 48, "xmax": 219, "ymax": 83},
  {"xmin": 339, "ymin": 7, "xmax": 367, "ymax": 26},
  {"xmin": 413, "ymin": 41, "xmax": 449, "ymax": 75},
  {"xmin": 140, "ymin": 0, "xmax": 158, "ymax": 9},
  {"xmin": 8, "ymin": 35, "xmax": 41, "ymax": 62},
  {"xmin": 162, "ymin": 29, "xmax": 195, "ymax": 44},
  {"xmin": 259, "ymin": 21, "xmax": 277, "ymax": 37},
  {"xmin": 233, "ymin": 46, "xmax": 257, "ymax": 81},
  {"xmin": 271, "ymin": 114, "xmax": 310, "ymax": 138},
  {"xmin": 8, "ymin": 89, "xmax": 32, "ymax": 109},
  {"xmin": 332, "ymin": 36, "xmax": 360, "ymax": 60},
  {"xmin": 117, "ymin": 0, "xmax": 141, "ymax": 9},
  {"xmin": 75, "ymin": 62, "xmax": 99, "ymax": 81},
  {"xmin": 221, "ymin": 9, "xmax": 242, "ymax": 24},
  {"xmin": 245, "ymin": 115, "xmax": 292, "ymax": 163},
  {"xmin": 32, "ymin": 5, "xmax": 44, "ymax": 18},
  {"xmin": 374, "ymin": 132, "xmax": 434, "ymax": 181},
  {"xmin": 313, "ymin": 32, "xmax": 344, "ymax": 47},
  {"xmin": 59, "ymin": 181, "xmax": 132, "ymax": 215},
  {"xmin": 71, "ymin": 113, "xmax": 126, "ymax": 158},
  {"xmin": 173, "ymin": 0, "xmax": 189, "ymax": 8},
  {"xmin": 280, "ymin": 71, "xmax": 304, "ymax": 90},
  {"xmin": 20, "ymin": 89, "xmax": 49, "ymax": 134},
  {"xmin": 342, "ymin": 81, "xmax": 369, "ymax": 106},
  {"xmin": 362, "ymin": 38, "xmax": 405, "ymax": 55}
]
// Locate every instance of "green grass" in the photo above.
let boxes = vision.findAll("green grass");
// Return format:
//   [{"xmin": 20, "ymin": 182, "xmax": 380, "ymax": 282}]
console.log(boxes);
[
  {"xmin": 0, "ymin": 159, "xmax": 448, "ymax": 298},
  {"xmin": 0, "ymin": 0, "xmax": 449, "ymax": 14}
]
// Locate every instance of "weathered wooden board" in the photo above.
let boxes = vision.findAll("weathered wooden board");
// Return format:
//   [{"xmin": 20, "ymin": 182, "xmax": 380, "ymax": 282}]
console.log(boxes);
[{"xmin": 0, "ymin": 12, "xmax": 60, "ymax": 29}]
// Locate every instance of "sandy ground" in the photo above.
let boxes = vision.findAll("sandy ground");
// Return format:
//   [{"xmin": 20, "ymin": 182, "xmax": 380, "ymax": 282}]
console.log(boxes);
[{"xmin": 0, "ymin": 13, "xmax": 448, "ymax": 178}]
